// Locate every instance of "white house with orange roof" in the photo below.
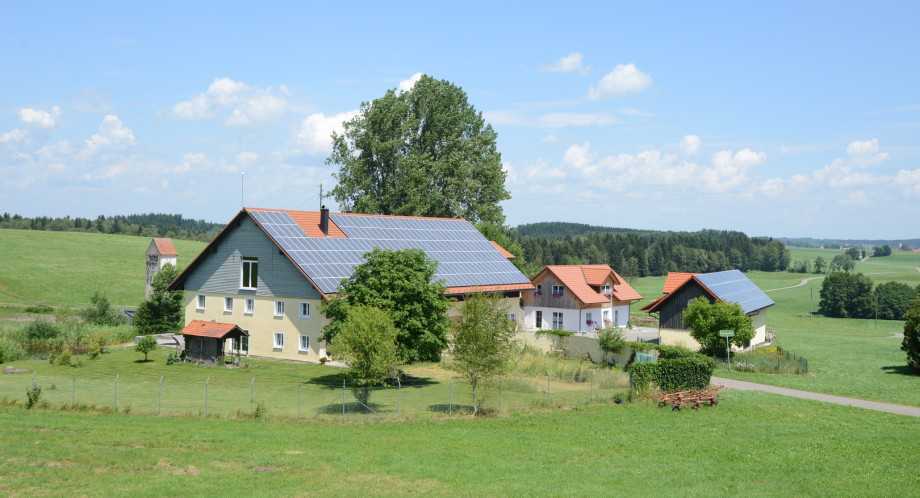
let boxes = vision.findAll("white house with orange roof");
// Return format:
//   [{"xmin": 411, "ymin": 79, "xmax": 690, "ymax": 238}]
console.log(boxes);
[
  {"xmin": 522, "ymin": 264, "xmax": 642, "ymax": 334},
  {"xmin": 167, "ymin": 207, "xmax": 532, "ymax": 362}
]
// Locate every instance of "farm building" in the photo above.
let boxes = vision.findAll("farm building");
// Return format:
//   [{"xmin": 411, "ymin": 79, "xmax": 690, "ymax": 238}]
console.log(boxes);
[
  {"xmin": 641, "ymin": 270, "xmax": 774, "ymax": 350},
  {"xmin": 181, "ymin": 320, "xmax": 249, "ymax": 365},
  {"xmin": 167, "ymin": 207, "xmax": 532, "ymax": 362},
  {"xmin": 522, "ymin": 265, "xmax": 642, "ymax": 333}
]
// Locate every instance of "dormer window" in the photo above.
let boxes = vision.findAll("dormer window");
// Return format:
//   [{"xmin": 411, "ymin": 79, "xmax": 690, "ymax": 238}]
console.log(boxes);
[{"xmin": 601, "ymin": 285, "xmax": 612, "ymax": 297}]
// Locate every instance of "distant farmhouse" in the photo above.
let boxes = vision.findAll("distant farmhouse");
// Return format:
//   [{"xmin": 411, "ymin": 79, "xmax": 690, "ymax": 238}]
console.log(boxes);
[
  {"xmin": 522, "ymin": 264, "xmax": 641, "ymax": 334},
  {"xmin": 641, "ymin": 270, "xmax": 774, "ymax": 350},
  {"xmin": 167, "ymin": 207, "xmax": 532, "ymax": 363},
  {"xmin": 145, "ymin": 238, "xmax": 177, "ymax": 299}
]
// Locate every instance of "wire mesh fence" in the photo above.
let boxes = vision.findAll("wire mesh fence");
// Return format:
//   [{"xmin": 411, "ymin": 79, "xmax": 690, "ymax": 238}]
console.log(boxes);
[{"xmin": 1, "ymin": 369, "xmax": 631, "ymax": 421}]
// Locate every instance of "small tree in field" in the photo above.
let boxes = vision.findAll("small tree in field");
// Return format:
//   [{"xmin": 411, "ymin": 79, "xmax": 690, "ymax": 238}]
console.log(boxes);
[
  {"xmin": 597, "ymin": 327, "xmax": 626, "ymax": 365},
  {"xmin": 448, "ymin": 293, "xmax": 519, "ymax": 414},
  {"xmin": 902, "ymin": 299, "xmax": 920, "ymax": 374},
  {"xmin": 135, "ymin": 336, "xmax": 158, "ymax": 362},
  {"xmin": 683, "ymin": 297, "xmax": 754, "ymax": 358},
  {"xmin": 327, "ymin": 305, "xmax": 401, "ymax": 405}
]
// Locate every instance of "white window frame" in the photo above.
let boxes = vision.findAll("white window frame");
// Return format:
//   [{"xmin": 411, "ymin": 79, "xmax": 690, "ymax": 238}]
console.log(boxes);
[
  {"xmin": 299, "ymin": 334, "xmax": 310, "ymax": 352},
  {"xmin": 585, "ymin": 311, "xmax": 593, "ymax": 326},
  {"xmin": 535, "ymin": 284, "xmax": 542, "ymax": 296},
  {"xmin": 552, "ymin": 285, "xmax": 564, "ymax": 297},
  {"xmin": 507, "ymin": 312, "xmax": 517, "ymax": 322},
  {"xmin": 273, "ymin": 332, "xmax": 284, "ymax": 349},
  {"xmin": 232, "ymin": 333, "xmax": 250, "ymax": 354},
  {"xmin": 535, "ymin": 310, "xmax": 543, "ymax": 329},
  {"xmin": 224, "ymin": 297, "xmax": 233, "ymax": 312},
  {"xmin": 552, "ymin": 311, "xmax": 564, "ymax": 329},
  {"xmin": 241, "ymin": 257, "xmax": 258, "ymax": 290},
  {"xmin": 274, "ymin": 300, "xmax": 285, "ymax": 317},
  {"xmin": 196, "ymin": 294, "xmax": 206, "ymax": 310},
  {"xmin": 244, "ymin": 298, "xmax": 255, "ymax": 315},
  {"xmin": 601, "ymin": 285, "xmax": 611, "ymax": 296},
  {"xmin": 300, "ymin": 302, "xmax": 310, "ymax": 319}
]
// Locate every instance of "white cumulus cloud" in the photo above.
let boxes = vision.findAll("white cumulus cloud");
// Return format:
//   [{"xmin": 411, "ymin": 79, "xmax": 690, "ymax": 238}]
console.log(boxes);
[
  {"xmin": 292, "ymin": 110, "xmax": 360, "ymax": 155},
  {"xmin": 587, "ymin": 63, "xmax": 653, "ymax": 100},
  {"xmin": 397, "ymin": 73, "xmax": 423, "ymax": 94},
  {"xmin": 169, "ymin": 78, "xmax": 288, "ymax": 128},
  {"xmin": 83, "ymin": 115, "xmax": 137, "ymax": 156},
  {"xmin": 679, "ymin": 135, "xmax": 700, "ymax": 157},
  {"xmin": 540, "ymin": 53, "xmax": 588, "ymax": 74},
  {"xmin": 20, "ymin": 106, "xmax": 61, "ymax": 128},
  {"xmin": 845, "ymin": 138, "xmax": 889, "ymax": 167}
]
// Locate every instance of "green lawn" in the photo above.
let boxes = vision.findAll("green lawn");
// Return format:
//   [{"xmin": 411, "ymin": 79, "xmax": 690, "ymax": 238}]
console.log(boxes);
[
  {"xmin": 0, "ymin": 229, "xmax": 206, "ymax": 309},
  {"xmin": 2, "ymin": 390, "xmax": 918, "ymax": 496}
]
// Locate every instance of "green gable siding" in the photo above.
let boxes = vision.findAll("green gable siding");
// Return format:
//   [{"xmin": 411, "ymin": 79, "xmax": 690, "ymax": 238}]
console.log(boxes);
[{"xmin": 183, "ymin": 216, "xmax": 322, "ymax": 299}]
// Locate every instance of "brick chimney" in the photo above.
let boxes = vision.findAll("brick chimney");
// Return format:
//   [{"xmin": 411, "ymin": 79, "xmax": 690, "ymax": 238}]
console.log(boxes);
[{"xmin": 320, "ymin": 205, "xmax": 329, "ymax": 236}]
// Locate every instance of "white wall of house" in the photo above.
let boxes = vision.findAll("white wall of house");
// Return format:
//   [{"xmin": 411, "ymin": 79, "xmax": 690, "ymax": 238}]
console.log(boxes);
[{"xmin": 524, "ymin": 303, "xmax": 632, "ymax": 334}]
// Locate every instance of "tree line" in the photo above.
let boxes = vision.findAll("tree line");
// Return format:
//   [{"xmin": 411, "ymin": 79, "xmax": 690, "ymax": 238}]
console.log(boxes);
[
  {"xmin": 509, "ymin": 226, "xmax": 791, "ymax": 277},
  {"xmin": 0, "ymin": 212, "xmax": 223, "ymax": 242}
]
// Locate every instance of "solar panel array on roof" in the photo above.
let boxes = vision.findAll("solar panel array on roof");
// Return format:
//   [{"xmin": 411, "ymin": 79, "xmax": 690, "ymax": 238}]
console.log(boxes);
[
  {"xmin": 250, "ymin": 210, "xmax": 530, "ymax": 294},
  {"xmin": 695, "ymin": 270, "xmax": 774, "ymax": 314}
]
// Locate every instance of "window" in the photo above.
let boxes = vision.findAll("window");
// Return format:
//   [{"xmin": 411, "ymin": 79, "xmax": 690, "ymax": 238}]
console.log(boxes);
[
  {"xmin": 552, "ymin": 311, "xmax": 564, "ymax": 329},
  {"xmin": 534, "ymin": 284, "xmax": 542, "ymax": 297},
  {"xmin": 274, "ymin": 300, "xmax": 285, "ymax": 317},
  {"xmin": 196, "ymin": 294, "xmax": 206, "ymax": 310},
  {"xmin": 241, "ymin": 257, "xmax": 258, "ymax": 289},
  {"xmin": 507, "ymin": 312, "xmax": 517, "ymax": 322},
  {"xmin": 603, "ymin": 310, "xmax": 611, "ymax": 326},
  {"xmin": 300, "ymin": 302, "xmax": 310, "ymax": 318},
  {"xmin": 585, "ymin": 312, "xmax": 594, "ymax": 326},
  {"xmin": 244, "ymin": 298, "xmax": 254, "ymax": 314},
  {"xmin": 535, "ymin": 310, "xmax": 543, "ymax": 329},
  {"xmin": 274, "ymin": 332, "xmax": 284, "ymax": 349},
  {"xmin": 601, "ymin": 285, "xmax": 612, "ymax": 296},
  {"xmin": 299, "ymin": 334, "xmax": 310, "ymax": 352},
  {"xmin": 224, "ymin": 297, "xmax": 233, "ymax": 312},
  {"xmin": 551, "ymin": 285, "xmax": 564, "ymax": 298}
]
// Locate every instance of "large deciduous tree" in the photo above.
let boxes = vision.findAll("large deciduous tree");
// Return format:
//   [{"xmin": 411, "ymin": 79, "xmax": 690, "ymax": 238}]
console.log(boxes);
[
  {"xmin": 133, "ymin": 264, "xmax": 184, "ymax": 335},
  {"xmin": 448, "ymin": 293, "xmax": 519, "ymax": 414},
  {"xmin": 818, "ymin": 271, "xmax": 874, "ymax": 318},
  {"xmin": 327, "ymin": 74, "xmax": 510, "ymax": 225},
  {"xmin": 682, "ymin": 297, "xmax": 754, "ymax": 358},
  {"xmin": 321, "ymin": 248, "xmax": 450, "ymax": 363},
  {"xmin": 873, "ymin": 281, "xmax": 918, "ymax": 320}
]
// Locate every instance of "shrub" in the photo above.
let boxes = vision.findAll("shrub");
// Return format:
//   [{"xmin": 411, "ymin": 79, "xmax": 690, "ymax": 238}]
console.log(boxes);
[
  {"xmin": 597, "ymin": 327, "xmax": 625, "ymax": 364},
  {"xmin": 135, "ymin": 336, "xmax": 158, "ymax": 361},
  {"xmin": 629, "ymin": 353, "xmax": 715, "ymax": 394},
  {"xmin": 26, "ymin": 386, "xmax": 42, "ymax": 409},
  {"xmin": 25, "ymin": 319, "xmax": 60, "ymax": 347},
  {"xmin": 0, "ymin": 337, "xmax": 26, "ymax": 364},
  {"xmin": 902, "ymin": 299, "xmax": 920, "ymax": 373},
  {"xmin": 80, "ymin": 291, "xmax": 124, "ymax": 326}
]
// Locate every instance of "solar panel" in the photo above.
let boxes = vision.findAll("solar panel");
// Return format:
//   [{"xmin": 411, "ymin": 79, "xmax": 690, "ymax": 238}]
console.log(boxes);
[
  {"xmin": 248, "ymin": 210, "xmax": 530, "ymax": 294},
  {"xmin": 695, "ymin": 270, "xmax": 774, "ymax": 314}
]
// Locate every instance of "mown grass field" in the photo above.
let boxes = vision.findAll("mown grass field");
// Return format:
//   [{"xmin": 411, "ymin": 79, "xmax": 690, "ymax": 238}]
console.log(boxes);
[
  {"xmin": 2, "ymin": 390, "xmax": 918, "ymax": 496},
  {"xmin": 0, "ymin": 229, "xmax": 206, "ymax": 309}
]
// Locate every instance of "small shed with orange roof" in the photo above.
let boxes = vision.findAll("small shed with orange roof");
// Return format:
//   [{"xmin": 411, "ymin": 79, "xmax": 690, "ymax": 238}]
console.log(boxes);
[
  {"xmin": 181, "ymin": 320, "xmax": 249, "ymax": 365},
  {"xmin": 522, "ymin": 264, "xmax": 642, "ymax": 333}
]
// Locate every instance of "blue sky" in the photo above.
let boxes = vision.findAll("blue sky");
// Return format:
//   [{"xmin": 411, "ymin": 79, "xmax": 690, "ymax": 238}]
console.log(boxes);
[{"xmin": 1, "ymin": 1, "xmax": 918, "ymax": 239}]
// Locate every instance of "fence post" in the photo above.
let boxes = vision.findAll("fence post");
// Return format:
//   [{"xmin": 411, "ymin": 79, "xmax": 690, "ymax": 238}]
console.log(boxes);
[
  {"xmin": 546, "ymin": 370, "xmax": 551, "ymax": 405},
  {"xmin": 205, "ymin": 376, "xmax": 210, "ymax": 416},
  {"xmin": 342, "ymin": 379, "xmax": 346, "ymax": 422},
  {"xmin": 449, "ymin": 376, "xmax": 453, "ymax": 416},
  {"xmin": 114, "ymin": 374, "xmax": 119, "ymax": 410},
  {"xmin": 158, "ymin": 376, "xmax": 163, "ymax": 415},
  {"xmin": 250, "ymin": 377, "xmax": 255, "ymax": 416},
  {"xmin": 397, "ymin": 377, "xmax": 401, "ymax": 418},
  {"xmin": 498, "ymin": 377, "xmax": 502, "ymax": 413}
]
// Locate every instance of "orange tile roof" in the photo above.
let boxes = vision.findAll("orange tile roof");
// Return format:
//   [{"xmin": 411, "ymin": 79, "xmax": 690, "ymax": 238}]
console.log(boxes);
[
  {"xmin": 663, "ymin": 272, "xmax": 698, "ymax": 294},
  {"xmin": 180, "ymin": 320, "xmax": 248, "ymax": 339},
  {"xmin": 246, "ymin": 207, "xmax": 347, "ymax": 238},
  {"xmin": 537, "ymin": 265, "xmax": 642, "ymax": 305},
  {"xmin": 153, "ymin": 238, "xmax": 177, "ymax": 255},
  {"xmin": 489, "ymin": 241, "xmax": 516, "ymax": 259}
]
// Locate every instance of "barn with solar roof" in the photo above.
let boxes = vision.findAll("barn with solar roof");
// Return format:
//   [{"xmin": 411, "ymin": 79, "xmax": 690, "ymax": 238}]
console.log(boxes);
[
  {"xmin": 167, "ymin": 207, "xmax": 532, "ymax": 362},
  {"xmin": 641, "ymin": 270, "xmax": 774, "ymax": 351}
]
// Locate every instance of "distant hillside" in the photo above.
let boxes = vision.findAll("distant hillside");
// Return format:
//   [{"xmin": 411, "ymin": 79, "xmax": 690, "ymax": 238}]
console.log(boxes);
[
  {"xmin": 0, "ymin": 212, "xmax": 223, "ymax": 242},
  {"xmin": 511, "ymin": 222, "xmax": 657, "ymax": 238},
  {"xmin": 779, "ymin": 237, "xmax": 920, "ymax": 250}
]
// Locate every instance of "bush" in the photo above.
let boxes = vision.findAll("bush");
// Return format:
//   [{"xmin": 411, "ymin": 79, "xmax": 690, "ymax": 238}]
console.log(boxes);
[
  {"xmin": 597, "ymin": 327, "xmax": 625, "ymax": 364},
  {"xmin": 0, "ymin": 337, "xmax": 26, "ymax": 364},
  {"xmin": 902, "ymin": 299, "xmax": 920, "ymax": 373},
  {"xmin": 80, "ymin": 291, "xmax": 124, "ymax": 326},
  {"xmin": 26, "ymin": 386, "xmax": 42, "ymax": 409},
  {"xmin": 629, "ymin": 353, "xmax": 715, "ymax": 394},
  {"xmin": 24, "ymin": 319, "xmax": 60, "ymax": 346}
]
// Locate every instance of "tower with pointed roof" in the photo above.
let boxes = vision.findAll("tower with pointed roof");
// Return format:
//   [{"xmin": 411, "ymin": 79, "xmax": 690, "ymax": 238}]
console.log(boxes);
[{"xmin": 146, "ymin": 238, "xmax": 178, "ymax": 299}]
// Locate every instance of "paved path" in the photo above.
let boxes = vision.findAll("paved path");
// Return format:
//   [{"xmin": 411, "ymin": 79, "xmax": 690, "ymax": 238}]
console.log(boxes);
[
  {"xmin": 763, "ymin": 276, "xmax": 824, "ymax": 293},
  {"xmin": 711, "ymin": 376, "xmax": 920, "ymax": 417}
]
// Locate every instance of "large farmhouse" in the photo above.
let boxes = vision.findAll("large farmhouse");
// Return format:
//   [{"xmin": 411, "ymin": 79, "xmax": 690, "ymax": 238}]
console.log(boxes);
[
  {"xmin": 522, "ymin": 264, "xmax": 642, "ymax": 333},
  {"xmin": 641, "ymin": 270, "xmax": 774, "ymax": 350},
  {"xmin": 167, "ymin": 207, "xmax": 532, "ymax": 362}
]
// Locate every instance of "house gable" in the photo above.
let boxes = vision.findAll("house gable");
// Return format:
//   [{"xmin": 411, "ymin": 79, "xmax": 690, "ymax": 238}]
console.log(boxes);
[{"xmin": 181, "ymin": 215, "xmax": 322, "ymax": 300}]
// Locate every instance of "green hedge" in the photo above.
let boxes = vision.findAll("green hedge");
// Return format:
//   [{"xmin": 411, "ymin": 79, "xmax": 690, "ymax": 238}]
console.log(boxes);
[{"xmin": 629, "ymin": 353, "xmax": 715, "ymax": 394}]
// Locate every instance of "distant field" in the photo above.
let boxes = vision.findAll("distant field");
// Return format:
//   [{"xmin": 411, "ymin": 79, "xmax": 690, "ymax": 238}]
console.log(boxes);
[{"xmin": 0, "ymin": 229, "xmax": 206, "ymax": 308}]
